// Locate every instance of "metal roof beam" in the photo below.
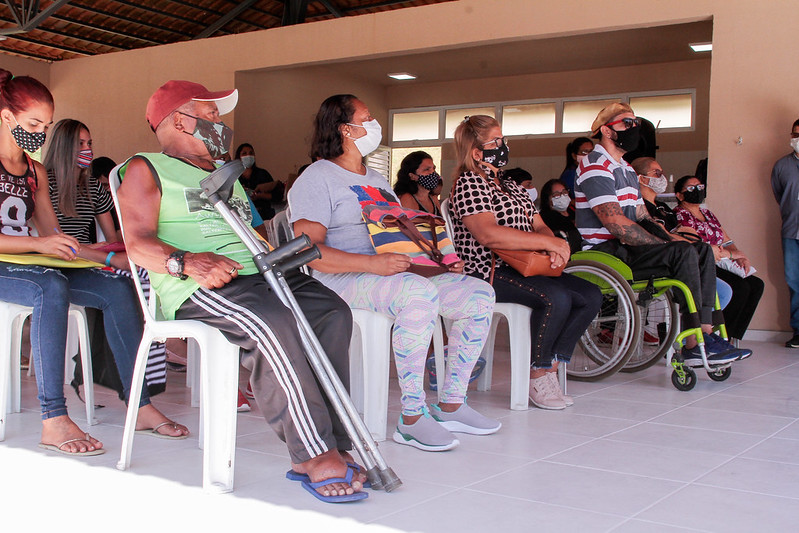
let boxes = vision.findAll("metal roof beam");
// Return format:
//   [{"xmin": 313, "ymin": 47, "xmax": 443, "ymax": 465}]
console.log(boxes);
[
  {"xmin": 318, "ymin": 0, "xmax": 342, "ymax": 18},
  {"xmin": 193, "ymin": 0, "xmax": 261, "ymax": 40},
  {"xmin": 282, "ymin": 0, "xmax": 308, "ymax": 26},
  {"xmin": 50, "ymin": 13, "xmax": 163, "ymax": 45},
  {"xmin": 72, "ymin": 3, "xmax": 195, "ymax": 39},
  {"xmin": 4, "ymin": 33, "xmax": 88, "ymax": 55},
  {"xmin": 0, "ymin": 0, "xmax": 70, "ymax": 35}
]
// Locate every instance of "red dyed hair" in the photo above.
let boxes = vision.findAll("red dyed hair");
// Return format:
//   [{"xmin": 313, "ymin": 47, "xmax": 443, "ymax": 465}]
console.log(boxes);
[{"xmin": 0, "ymin": 68, "xmax": 54, "ymax": 114}]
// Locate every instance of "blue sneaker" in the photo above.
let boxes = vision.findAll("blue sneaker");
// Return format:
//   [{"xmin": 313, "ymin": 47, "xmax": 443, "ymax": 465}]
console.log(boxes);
[
  {"xmin": 426, "ymin": 354, "xmax": 486, "ymax": 391},
  {"xmin": 681, "ymin": 334, "xmax": 748, "ymax": 367},
  {"xmin": 707, "ymin": 333, "xmax": 753, "ymax": 361}
]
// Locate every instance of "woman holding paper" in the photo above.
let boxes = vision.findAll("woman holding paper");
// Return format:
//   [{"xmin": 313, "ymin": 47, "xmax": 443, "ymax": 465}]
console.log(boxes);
[
  {"xmin": 0, "ymin": 68, "xmax": 187, "ymax": 456},
  {"xmin": 674, "ymin": 175, "xmax": 764, "ymax": 341}
]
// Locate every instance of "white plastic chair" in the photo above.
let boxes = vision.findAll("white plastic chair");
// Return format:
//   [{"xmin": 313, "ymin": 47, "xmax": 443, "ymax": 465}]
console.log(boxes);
[
  {"xmin": 440, "ymin": 198, "xmax": 536, "ymax": 410},
  {"xmin": 1, "ymin": 302, "xmax": 93, "ymax": 441},
  {"xmin": 109, "ymin": 164, "xmax": 241, "ymax": 493},
  {"xmin": 270, "ymin": 208, "xmax": 291, "ymax": 246}
]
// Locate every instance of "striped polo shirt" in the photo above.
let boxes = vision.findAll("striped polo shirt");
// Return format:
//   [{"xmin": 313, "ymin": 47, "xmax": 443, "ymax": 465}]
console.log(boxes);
[{"xmin": 574, "ymin": 144, "xmax": 642, "ymax": 249}]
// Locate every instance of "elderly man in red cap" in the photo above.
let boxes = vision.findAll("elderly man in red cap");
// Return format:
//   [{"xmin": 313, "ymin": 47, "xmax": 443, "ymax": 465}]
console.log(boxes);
[
  {"xmin": 116, "ymin": 80, "xmax": 367, "ymax": 503},
  {"xmin": 574, "ymin": 103, "xmax": 750, "ymax": 364}
]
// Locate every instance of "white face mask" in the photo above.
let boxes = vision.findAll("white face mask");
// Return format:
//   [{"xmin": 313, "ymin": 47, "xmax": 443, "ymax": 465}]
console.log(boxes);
[
  {"xmin": 551, "ymin": 195, "xmax": 571, "ymax": 212},
  {"xmin": 526, "ymin": 187, "xmax": 538, "ymax": 203},
  {"xmin": 347, "ymin": 119, "xmax": 382, "ymax": 157},
  {"xmin": 640, "ymin": 175, "xmax": 668, "ymax": 194},
  {"xmin": 241, "ymin": 155, "xmax": 255, "ymax": 168},
  {"xmin": 791, "ymin": 137, "xmax": 799, "ymax": 154}
]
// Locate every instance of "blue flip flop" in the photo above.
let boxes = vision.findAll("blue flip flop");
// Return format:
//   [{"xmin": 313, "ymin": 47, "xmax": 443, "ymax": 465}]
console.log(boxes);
[
  {"xmin": 300, "ymin": 466, "xmax": 368, "ymax": 503},
  {"xmin": 286, "ymin": 462, "xmax": 372, "ymax": 488}
]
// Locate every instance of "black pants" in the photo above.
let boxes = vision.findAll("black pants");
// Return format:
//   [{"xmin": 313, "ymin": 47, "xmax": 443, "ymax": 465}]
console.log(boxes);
[
  {"xmin": 716, "ymin": 268, "xmax": 764, "ymax": 340},
  {"xmin": 492, "ymin": 266, "xmax": 603, "ymax": 368},
  {"xmin": 176, "ymin": 271, "xmax": 353, "ymax": 464},
  {"xmin": 594, "ymin": 240, "xmax": 716, "ymax": 325}
]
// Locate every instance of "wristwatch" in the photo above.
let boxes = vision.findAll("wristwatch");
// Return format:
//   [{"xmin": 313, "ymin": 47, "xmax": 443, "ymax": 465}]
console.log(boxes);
[{"xmin": 165, "ymin": 250, "xmax": 188, "ymax": 280}]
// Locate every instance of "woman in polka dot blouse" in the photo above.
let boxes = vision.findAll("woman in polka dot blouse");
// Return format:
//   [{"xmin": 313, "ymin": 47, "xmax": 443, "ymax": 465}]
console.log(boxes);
[{"xmin": 449, "ymin": 115, "xmax": 602, "ymax": 410}]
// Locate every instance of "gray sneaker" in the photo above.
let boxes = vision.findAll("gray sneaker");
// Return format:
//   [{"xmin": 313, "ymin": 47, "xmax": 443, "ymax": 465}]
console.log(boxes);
[
  {"xmin": 430, "ymin": 401, "xmax": 501, "ymax": 435},
  {"xmin": 392, "ymin": 408, "xmax": 459, "ymax": 452}
]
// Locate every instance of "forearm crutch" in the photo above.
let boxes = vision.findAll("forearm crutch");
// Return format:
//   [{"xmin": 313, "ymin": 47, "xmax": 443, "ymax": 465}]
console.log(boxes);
[{"xmin": 200, "ymin": 161, "xmax": 401, "ymax": 492}]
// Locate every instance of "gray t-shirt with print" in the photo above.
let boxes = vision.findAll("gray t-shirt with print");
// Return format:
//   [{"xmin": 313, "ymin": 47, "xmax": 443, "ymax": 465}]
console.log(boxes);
[{"xmin": 287, "ymin": 159, "xmax": 399, "ymax": 287}]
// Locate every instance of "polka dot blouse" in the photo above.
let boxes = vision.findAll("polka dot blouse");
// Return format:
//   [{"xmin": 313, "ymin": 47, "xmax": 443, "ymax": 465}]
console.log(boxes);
[{"xmin": 450, "ymin": 170, "xmax": 538, "ymax": 280}]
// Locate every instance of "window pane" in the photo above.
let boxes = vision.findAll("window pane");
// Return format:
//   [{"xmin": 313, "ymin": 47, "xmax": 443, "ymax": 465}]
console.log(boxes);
[
  {"xmin": 563, "ymin": 99, "xmax": 621, "ymax": 133},
  {"xmin": 445, "ymin": 107, "xmax": 495, "ymax": 138},
  {"xmin": 389, "ymin": 146, "xmax": 442, "ymax": 187},
  {"xmin": 630, "ymin": 94, "xmax": 692, "ymax": 129},
  {"xmin": 502, "ymin": 103, "xmax": 556, "ymax": 135},
  {"xmin": 392, "ymin": 110, "xmax": 439, "ymax": 141}
]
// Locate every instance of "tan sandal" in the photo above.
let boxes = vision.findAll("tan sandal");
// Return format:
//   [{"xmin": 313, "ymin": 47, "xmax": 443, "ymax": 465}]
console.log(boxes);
[
  {"xmin": 135, "ymin": 421, "xmax": 189, "ymax": 440},
  {"xmin": 38, "ymin": 433, "xmax": 106, "ymax": 456}
]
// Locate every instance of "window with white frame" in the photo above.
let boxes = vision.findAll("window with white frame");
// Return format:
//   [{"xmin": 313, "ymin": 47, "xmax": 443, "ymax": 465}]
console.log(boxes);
[{"xmin": 388, "ymin": 90, "xmax": 695, "ymax": 146}]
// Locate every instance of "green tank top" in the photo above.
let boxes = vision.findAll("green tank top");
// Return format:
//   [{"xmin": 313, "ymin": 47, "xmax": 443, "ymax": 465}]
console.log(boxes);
[{"xmin": 120, "ymin": 153, "xmax": 260, "ymax": 319}]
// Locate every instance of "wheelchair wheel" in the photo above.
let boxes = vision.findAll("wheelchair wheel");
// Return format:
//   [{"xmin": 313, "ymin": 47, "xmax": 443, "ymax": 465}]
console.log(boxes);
[
  {"xmin": 671, "ymin": 366, "xmax": 697, "ymax": 391},
  {"xmin": 708, "ymin": 366, "xmax": 732, "ymax": 382},
  {"xmin": 563, "ymin": 260, "xmax": 641, "ymax": 381},
  {"xmin": 622, "ymin": 291, "xmax": 680, "ymax": 372}
]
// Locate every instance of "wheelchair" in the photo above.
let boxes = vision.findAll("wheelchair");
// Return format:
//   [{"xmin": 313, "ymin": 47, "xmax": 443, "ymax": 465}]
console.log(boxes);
[{"xmin": 563, "ymin": 250, "xmax": 733, "ymax": 390}]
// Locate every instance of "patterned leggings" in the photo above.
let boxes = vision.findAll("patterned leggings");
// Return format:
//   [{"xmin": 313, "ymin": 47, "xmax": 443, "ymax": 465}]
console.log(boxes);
[{"xmin": 336, "ymin": 271, "xmax": 495, "ymax": 416}]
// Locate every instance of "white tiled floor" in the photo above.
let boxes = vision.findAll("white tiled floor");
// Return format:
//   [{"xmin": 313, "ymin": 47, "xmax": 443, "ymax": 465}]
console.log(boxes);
[{"xmin": 3, "ymin": 337, "xmax": 799, "ymax": 532}]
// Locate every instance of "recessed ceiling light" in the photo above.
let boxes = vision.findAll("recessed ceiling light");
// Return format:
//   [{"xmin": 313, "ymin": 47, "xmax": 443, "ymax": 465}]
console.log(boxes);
[
  {"xmin": 388, "ymin": 72, "xmax": 416, "ymax": 80},
  {"xmin": 690, "ymin": 42, "xmax": 712, "ymax": 52}
]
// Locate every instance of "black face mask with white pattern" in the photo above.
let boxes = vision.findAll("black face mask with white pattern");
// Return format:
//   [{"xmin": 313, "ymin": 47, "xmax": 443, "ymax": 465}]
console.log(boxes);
[
  {"xmin": 7, "ymin": 115, "xmax": 46, "ymax": 153},
  {"xmin": 481, "ymin": 144, "xmax": 509, "ymax": 169}
]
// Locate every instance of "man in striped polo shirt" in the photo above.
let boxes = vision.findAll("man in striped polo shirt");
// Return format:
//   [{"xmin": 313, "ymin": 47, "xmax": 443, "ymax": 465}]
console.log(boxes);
[{"xmin": 575, "ymin": 103, "xmax": 750, "ymax": 364}]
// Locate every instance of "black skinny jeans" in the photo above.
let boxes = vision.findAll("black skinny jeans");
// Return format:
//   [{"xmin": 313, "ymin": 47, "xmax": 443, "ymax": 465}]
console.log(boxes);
[
  {"xmin": 491, "ymin": 266, "xmax": 603, "ymax": 368},
  {"xmin": 715, "ymin": 267, "xmax": 764, "ymax": 340},
  {"xmin": 594, "ymin": 240, "xmax": 716, "ymax": 325}
]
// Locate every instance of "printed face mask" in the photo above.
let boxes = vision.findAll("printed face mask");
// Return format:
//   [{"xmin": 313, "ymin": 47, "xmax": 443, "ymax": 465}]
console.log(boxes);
[
  {"xmin": 8, "ymin": 115, "xmax": 46, "ymax": 153},
  {"xmin": 641, "ymin": 175, "xmax": 667, "ymax": 194},
  {"xmin": 481, "ymin": 143, "xmax": 509, "ymax": 169},
  {"xmin": 77, "ymin": 148, "xmax": 93, "ymax": 169},
  {"xmin": 179, "ymin": 112, "xmax": 233, "ymax": 159},
  {"xmin": 417, "ymin": 171, "xmax": 441, "ymax": 191},
  {"xmin": 347, "ymin": 119, "xmax": 382, "ymax": 157},
  {"xmin": 551, "ymin": 194, "xmax": 571, "ymax": 212},
  {"xmin": 241, "ymin": 155, "xmax": 255, "ymax": 169}
]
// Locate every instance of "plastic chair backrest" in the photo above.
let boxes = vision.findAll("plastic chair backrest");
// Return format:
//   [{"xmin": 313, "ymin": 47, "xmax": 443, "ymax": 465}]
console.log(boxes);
[
  {"xmin": 108, "ymin": 164, "xmax": 161, "ymax": 322},
  {"xmin": 440, "ymin": 198, "xmax": 456, "ymax": 240}
]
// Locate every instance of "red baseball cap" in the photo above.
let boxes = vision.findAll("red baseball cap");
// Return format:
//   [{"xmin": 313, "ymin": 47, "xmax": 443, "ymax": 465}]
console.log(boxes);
[{"xmin": 145, "ymin": 80, "xmax": 238, "ymax": 131}]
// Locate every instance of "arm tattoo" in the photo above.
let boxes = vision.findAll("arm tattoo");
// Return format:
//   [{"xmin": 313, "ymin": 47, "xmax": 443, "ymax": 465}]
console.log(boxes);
[{"xmin": 594, "ymin": 202, "xmax": 665, "ymax": 246}]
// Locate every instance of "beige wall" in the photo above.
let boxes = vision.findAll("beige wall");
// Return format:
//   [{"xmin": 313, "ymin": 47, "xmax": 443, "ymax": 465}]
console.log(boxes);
[
  {"xmin": 235, "ymin": 66, "xmax": 388, "ymax": 180},
  {"xmin": 40, "ymin": 0, "xmax": 799, "ymax": 331},
  {"xmin": 0, "ymin": 54, "xmax": 49, "ymax": 86}
]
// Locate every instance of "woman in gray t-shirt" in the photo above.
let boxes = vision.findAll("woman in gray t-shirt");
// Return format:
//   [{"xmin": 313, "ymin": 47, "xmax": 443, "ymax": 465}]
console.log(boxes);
[{"xmin": 289, "ymin": 95, "xmax": 500, "ymax": 452}]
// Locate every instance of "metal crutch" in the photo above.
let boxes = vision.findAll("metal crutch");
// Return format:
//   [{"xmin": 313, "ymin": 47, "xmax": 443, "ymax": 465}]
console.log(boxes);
[{"xmin": 200, "ymin": 161, "xmax": 401, "ymax": 492}]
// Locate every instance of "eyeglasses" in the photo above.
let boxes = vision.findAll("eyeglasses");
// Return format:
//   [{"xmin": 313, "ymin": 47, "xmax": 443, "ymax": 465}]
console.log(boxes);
[
  {"xmin": 482, "ymin": 137, "xmax": 507, "ymax": 149},
  {"xmin": 791, "ymin": 132, "xmax": 799, "ymax": 139},
  {"xmin": 645, "ymin": 169, "xmax": 665, "ymax": 178},
  {"xmin": 550, "ymin": 190, "xmax": 570, "ymax": 199},
  {"xmin": 682, "ymin": 183, "xmax": 705, "ymax": 193},
  {"xmin": 605, "ymin": 117, "xmax": 642, "ymax": 130}
]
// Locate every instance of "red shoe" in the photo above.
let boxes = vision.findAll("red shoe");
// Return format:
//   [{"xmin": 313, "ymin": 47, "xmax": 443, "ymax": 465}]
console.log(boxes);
[
  {"xmin": 643, "ymin": 330, "xmax": 660, "ymax": 345},
  {"xmin": 244, "ymin": 382, "xmax": 255, "ymax": 400},
  {"xmin": 237, "ymin": 389, "xmax": 251, "ymax": 412}
]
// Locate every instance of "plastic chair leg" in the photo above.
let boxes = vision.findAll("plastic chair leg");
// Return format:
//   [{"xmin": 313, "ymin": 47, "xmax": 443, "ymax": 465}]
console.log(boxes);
[
  {"xmin": 9, "ymin": 311, "xmax": 29, "ymax": 414},
  {"xmin": 116, "ymin": 332, "xmax": 155, "ymax": 472},
  {"xmin": 432, "ymin": 318, "xmax": 446, "ymax": 404},
  {"xmin": 69, "ymin": 308, "xmax": 95, "ymax": 426},
  {"xmin": 351, "ymin": 310, "xmax": 394, "ymax": 442},
  {"xmin": 0, "ymin": 307, "xmax": 12, "ymax": 442},
  {"xmin": 188, "ymin": 338, "xmax": 201, "ymax": 408},
  {"xmin": 201, "ymin": 336, "xmax": 239, "ymax": 493},
  {"xmin": 508, "ymin": 312, "xmax": 532, "ymax": 411}
]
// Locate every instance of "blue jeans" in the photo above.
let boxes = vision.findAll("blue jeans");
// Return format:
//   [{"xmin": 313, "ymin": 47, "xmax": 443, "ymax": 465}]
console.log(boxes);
[
  {"xmin": 492, "ymin": 267, "xmax": 603, "ymax": 368},
  {"xmin": 0, "ymin": 263, "xmax": 149, "ymax": 419},
  {"xmin": 783, "ymin": 238, "xmax": 799, "ymax": 334}
]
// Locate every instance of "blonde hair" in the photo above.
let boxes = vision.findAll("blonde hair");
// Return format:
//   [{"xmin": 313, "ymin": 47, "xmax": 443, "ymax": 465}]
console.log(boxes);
[{"xmin": 452, "ymin": 115, "xmax": 500, "ymax": 179}]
